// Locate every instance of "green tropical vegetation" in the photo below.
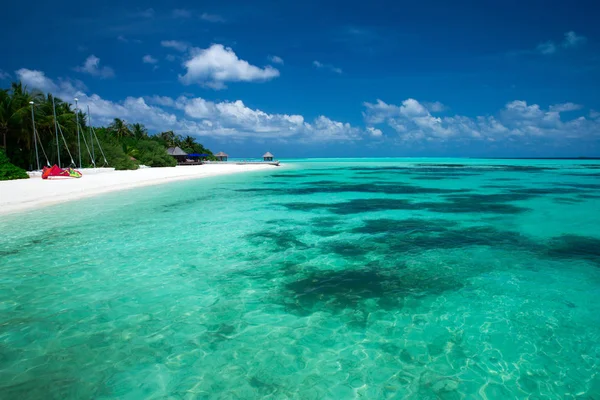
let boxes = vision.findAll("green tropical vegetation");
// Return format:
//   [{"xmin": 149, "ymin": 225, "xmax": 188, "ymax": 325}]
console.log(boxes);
[
  {"xmin": 0, "ymin": 148, "xmax": 29, "ymax": 180},
  {"xmin": 0, "ymin": 82, "xmax": 215, "ymax": 178}
]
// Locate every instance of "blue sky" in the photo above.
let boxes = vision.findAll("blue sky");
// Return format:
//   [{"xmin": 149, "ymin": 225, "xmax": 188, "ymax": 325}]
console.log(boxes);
[{"xmin": 1, "ymin": 0, "xmax": 599, "ymax": 157}]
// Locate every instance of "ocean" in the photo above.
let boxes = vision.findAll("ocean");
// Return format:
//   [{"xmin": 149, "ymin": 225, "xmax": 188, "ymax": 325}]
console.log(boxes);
[{"xmin": 1, "ymin": 158, "xmax": 599, "ymax": 399}]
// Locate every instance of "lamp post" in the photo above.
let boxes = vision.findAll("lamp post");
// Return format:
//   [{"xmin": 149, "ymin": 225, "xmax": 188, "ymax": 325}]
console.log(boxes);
[
  {"xmin": 29, "ymin": 101, "xmax": 40, "ymax": 171},
  {"xmin": 75, "ymin": 98, "xmax": 81, "ymax": 168}
]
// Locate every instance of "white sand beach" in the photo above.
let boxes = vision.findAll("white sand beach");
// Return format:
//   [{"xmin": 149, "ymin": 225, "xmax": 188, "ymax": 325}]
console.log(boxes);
[{"xmin": 0, "ymin": 164, "xmax": 278, "ymax": 215}]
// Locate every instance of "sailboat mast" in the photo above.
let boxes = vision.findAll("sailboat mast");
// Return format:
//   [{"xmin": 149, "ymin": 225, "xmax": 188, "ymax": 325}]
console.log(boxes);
[
  {"xmin": 52, "ymin": 96, "xmax": 60, "ymax": 167},
  {"xmin": 87, "ymin": 105, "xmax": 95, "ymax": 167},
  {"xmin": 30, "ymin": 101, "xmax": 40, "ymax": 171},
  {"xmin": 75, "ymin": 98, "xmax": 81, "ymax": 168}
]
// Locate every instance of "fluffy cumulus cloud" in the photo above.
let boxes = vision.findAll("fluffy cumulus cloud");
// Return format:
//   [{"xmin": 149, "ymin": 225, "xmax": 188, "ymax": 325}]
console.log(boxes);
[
  {"xmin": 16, "ymin": 69, "xmax": 60, "ymax": 93},
  {"xmin": 170, "ymin": 97, "xmax": 360, "ymax": 141},
  {"xmin": 74, "ymin": 55, "xmax": 115, "ymax": 78},
  {"xmin": 16, "ymin": 69, "xmax": 87, "ymax": 97},
  {"xmin": 179, "ymin": 44, "xmax": 280, "ymax": 90},
  {"xmin": 367, "ymin": 127, "xmax": 383, "ymax": 137},
  {"xmin": 363, "ymin": 98, "xmax": 600, "ymax": 145}
]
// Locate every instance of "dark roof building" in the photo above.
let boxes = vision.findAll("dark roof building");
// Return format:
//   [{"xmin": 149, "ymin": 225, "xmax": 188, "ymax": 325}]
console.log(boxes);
[
  {"xmin": 167, "ymin": 147, "xmax": 187, "ymax": 157},
  {"xmin": 215, "ymin": 151, "xmax": 228, "ymax": 161}
]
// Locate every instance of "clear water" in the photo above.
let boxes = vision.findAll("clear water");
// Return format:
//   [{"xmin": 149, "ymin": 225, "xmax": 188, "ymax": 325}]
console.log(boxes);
[{"xmin": 1, "ymin": 158, "xmax": 600, "ymax": 399}]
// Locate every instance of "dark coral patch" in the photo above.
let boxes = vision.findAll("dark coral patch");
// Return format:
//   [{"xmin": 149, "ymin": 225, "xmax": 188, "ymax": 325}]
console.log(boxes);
[
  {"xmin": 280, "ymin": 267, "xmax": 462, "ymax": 315},
  {"xmin": 419, "ymin": 200, "xmax": 530, "ymax": 215},
  {"xmin": 352, "ymin": 218, "xmax": 456, "ymax": 235},
  {"xmin": 545, "ymin": 235, "xmax": 600, "ymax": 266}
]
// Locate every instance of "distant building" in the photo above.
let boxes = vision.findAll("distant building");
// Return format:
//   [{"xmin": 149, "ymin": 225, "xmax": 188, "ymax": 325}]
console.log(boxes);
[
  {"xmin": 215, "ymin": 151, "xmax": 228, "ymax": 161},
  {"xmin": 167, "ymin": 147, "xmax": 188, "ymax": 162},
  {"xmin": 263, "ymin": 152, "xmax": 274, "ymax": 162}
]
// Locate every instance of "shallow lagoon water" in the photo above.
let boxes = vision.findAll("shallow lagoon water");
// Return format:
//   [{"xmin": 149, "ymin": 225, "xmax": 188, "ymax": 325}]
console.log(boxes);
[{"xmin": 1, "ymin": 158, "xmax": 600, "ymax": 399}]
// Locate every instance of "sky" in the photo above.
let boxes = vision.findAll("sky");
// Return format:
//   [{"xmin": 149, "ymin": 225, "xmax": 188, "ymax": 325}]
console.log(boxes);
[{"xmin": 1, "ymin": 0, "xmax": 599, "ymax": 158}]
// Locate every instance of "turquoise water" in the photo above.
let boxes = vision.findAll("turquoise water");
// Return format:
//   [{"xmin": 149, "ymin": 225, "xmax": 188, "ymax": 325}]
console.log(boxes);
[{"xmin": 1, "ymin": 158, "xmax": 600, "ymax": 399}]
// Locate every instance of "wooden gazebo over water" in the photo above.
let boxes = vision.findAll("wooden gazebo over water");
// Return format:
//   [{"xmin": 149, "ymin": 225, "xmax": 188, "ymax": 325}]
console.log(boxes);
[
  {"xmin": 215, "ymin": 152, "xmax": 228, "ymax": 161},
  {"xmin": 263, "ymin": 152, "xmax": 274, "ymax": 162}
]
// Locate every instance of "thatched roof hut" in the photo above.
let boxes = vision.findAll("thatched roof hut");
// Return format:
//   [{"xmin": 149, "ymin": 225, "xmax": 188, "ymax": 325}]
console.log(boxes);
[
  {"xmin": 262, "ymin": 152, "xmax": 274, "ymax": 161},
  {"xmin": 167, "ymin": 146, "xmax": 188, "ymax": 161},
  {"xmin": 167, "ymin": 147, "xmax": 187, "ymax": 156},
  {"xmin": 215, "ymin": 151, "xmax": 228, "ymax": 161}
]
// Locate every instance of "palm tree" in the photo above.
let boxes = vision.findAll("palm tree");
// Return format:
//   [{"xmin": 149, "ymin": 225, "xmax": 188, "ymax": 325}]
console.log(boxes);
[
  {"xmin": 183, "ymin": 135, "xmax": 196, "ymax": 150},
  {"xmin": 131, "ymin": 123, "xmax": 148, "ymax": 140},
  {"xmin": 0, "ymin": 84, "xmax": 44, "ymax": 165},
  {"xmin": 108, "ymin": 118, "xmax": 132, "ymax": 139},
  {"xmin": 0, "ymin": 89, "xmax": 14, "ymax": 150},
  {"xmin": 160, "ymin": 130, "xmax": 176, "ymax": 147}
]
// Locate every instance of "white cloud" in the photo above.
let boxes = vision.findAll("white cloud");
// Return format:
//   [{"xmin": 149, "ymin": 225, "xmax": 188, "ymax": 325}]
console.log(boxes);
[
  {"xmin": 160, "ymin": 40, "xmax": 188, "ymax": 52},
  {"xmin": 142, "ymin": 55, "xmax": 158, "ymax": 64},
  {"xmin": 15, "ymin": 69, "xmax": 87, "ymax": 99},
  {"xmin": 16, "ymin": 69, "xmax": 58, "ymax": 93},
  {"xmin": 590, "ymin": 110, "xmax": 600, "ymax": 119},
  {"xmin": 166, "ymin": 54, "xmax": 177, "ymax": 62},
  {"xmin": 313, "ymin": 60, "xmax": 342, "ymax": 74},
  {"xmin": 562, "ymin": 31, "xmax": 586, "ymax": 48},
  {"xmin": 179, "ymin": 44, "xmax": 280, "ymax": 90},
  {"xmin": 536, "ymin": 31, "xmax": 586, "ymax": 55},
  {"xmin": 364, "ymin": 98, "xmax": 600, "ymax": 144},
  {"xmin": 367, "ymin": 127, "xmax": 383, "ymax": 137},
  {"xmin": 172, "ymin": 9, "xmax": 192, "ymax": 18},
  {"xmin": 145, "ymin": 95, "xmax": 177, "ymax": 107},
  {"xmin": 537, "ymin": 41, "xmax": 557, "ymax": 55},
  {"xmin": 424, "ymin": 101, "xmax": 446, "ymax": 112},
  {"xmin": 200, "ymin": 13, "xmax": 225, "ymax": 23},
  {"xmin": 268, "ymin": 55, "xmax": 284, "ymax": 65},
  {"xmin": 549, "ymin": 102, "xmax": 582, "ymax": 112},
  {"xmin": 74, "ymin": 55, "xmax": 115, "ymax": 78},
  {"xmin": 0, "ymin": 69, "xmax": 10, "ymax": 80}
]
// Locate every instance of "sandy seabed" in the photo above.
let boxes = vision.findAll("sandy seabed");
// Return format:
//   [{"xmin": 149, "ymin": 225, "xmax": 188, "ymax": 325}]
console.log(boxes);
[{"xmin": 0, "ymin": 164, "xmax": 277, "ymax": 215}]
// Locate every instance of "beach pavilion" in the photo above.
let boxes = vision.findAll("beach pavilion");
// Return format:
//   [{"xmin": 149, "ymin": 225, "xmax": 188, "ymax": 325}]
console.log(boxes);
[
  {"xmin": 262, "ymin": 152, "xmax": 274, "ymax": 162},
  {"xmin": 167, "ymin": 147, "xmax": 188, "ymax": 163},
  {"xmin": 215, "ymin": 152, "xmax": 228, "ymax": 161}
]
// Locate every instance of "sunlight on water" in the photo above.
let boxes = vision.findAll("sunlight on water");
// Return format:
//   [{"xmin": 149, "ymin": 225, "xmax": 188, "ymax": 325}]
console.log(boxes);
[{"xmin": 1, "ymin": 159, "xmax": 600, "ymax": 399}]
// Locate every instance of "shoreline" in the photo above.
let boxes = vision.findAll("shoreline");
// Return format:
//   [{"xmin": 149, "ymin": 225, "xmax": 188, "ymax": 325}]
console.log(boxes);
[{"xmin": 0, "ymin": 164, "xmax": 278, "ymax": 215}]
